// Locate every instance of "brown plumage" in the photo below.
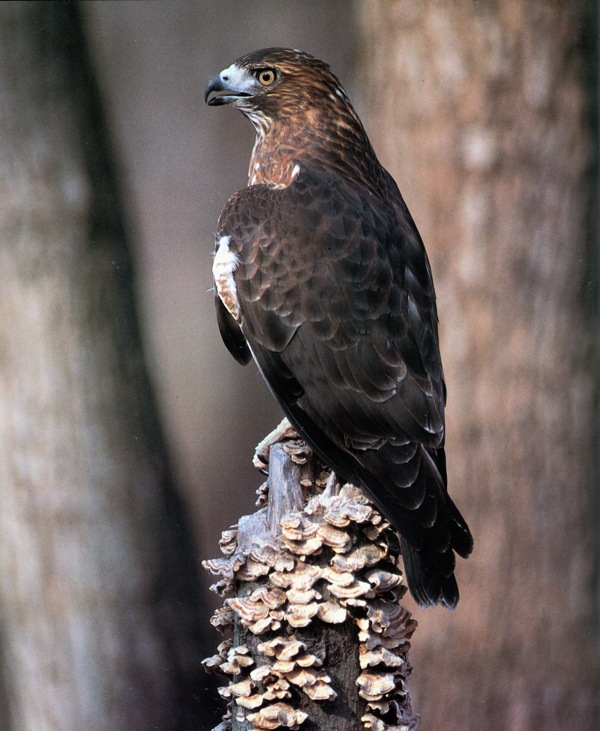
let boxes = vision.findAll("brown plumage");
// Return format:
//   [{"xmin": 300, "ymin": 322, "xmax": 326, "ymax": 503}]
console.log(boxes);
[{"xmin": 205, "ymin": 48, "xmax": 473, "ymax": 608}]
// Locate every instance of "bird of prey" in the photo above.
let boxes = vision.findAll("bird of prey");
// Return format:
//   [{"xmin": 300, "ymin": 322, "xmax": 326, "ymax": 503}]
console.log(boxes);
[{"xmin": 205, "ymin": 48, "xmax": 473, "ymax": 608}]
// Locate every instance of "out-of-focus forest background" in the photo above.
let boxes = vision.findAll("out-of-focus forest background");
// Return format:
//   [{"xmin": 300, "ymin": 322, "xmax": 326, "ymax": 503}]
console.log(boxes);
[{"xmin": 0, "ymin": 1, "xmax": 597, "ymax": 730}]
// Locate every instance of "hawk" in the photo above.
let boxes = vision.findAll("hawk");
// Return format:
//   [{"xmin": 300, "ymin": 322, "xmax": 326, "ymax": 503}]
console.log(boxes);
[{"xmin": 205, "ymin": 48, "xmax": 473, "ymax": 608}]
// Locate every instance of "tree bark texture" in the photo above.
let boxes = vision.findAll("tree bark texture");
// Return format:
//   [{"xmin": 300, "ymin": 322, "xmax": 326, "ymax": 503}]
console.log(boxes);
[
  {"xmin": 0, "ymin": 5, "xmax": 211, "ymax": 730},
  {"xmin": 203, "ymin": 442, "xmax": 419, "ymax": 731},
  {"xmin": 356, "ymin": 2, "xmax": 598, "ymax": 729}
]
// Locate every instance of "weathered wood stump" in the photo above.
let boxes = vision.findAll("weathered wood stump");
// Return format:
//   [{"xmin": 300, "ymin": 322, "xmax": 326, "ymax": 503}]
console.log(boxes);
[{"xmin": 203, "ymin": 439, "xmax": 419, "ymax": 731}]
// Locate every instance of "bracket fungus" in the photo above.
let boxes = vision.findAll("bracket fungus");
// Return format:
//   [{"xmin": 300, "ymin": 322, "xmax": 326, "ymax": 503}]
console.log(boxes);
[{"xmin": 203, "ymin": 439, "xmax": 420, "ymax": 730}]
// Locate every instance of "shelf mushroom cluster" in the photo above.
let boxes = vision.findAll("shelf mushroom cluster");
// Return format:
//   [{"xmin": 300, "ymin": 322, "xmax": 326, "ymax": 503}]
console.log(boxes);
[{"xmin": 203, "ymin": 441, "xmax": 419, "ymax": 730}]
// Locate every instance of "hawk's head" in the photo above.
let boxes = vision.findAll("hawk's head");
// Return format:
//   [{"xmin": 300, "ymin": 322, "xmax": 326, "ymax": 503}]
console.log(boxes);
[
  {"xmin": 205, "ymin": 48, "xmax": 384, "ymax": 193},
  {"xmin": 205, "ymin": 48, "xmax": 352, "ymax": 131}
]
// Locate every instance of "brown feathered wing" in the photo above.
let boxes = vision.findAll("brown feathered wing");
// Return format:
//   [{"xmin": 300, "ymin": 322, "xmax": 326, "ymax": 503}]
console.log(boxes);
[{"xmin": 215, "ymin": 164, "xmax": 473, "ymax": 607}]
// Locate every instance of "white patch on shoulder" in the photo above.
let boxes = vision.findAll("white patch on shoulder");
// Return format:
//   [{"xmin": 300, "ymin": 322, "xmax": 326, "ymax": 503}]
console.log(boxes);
[
  {"xmin": 291, "ymin": 163, "xmax": 300, "ymax": 181},
  {"xmin": 213, "ymin": 235, "xmax": 241, "ymax": 321}
]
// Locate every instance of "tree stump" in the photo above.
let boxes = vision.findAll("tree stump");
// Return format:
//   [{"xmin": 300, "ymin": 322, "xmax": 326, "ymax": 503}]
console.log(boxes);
[{"xmin": 203, "ymin": 439, "xmax": 420, "ymax": 731}]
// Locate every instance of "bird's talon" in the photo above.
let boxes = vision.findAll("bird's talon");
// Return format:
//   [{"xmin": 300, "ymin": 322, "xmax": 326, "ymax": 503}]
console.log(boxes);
[
  {"xmin": 253, "ymin": 418, "xmax": 299, "ymax": 473},
  {"xmin": 252, "ymin": 452, "xmax": 269, "ymax": 474}
]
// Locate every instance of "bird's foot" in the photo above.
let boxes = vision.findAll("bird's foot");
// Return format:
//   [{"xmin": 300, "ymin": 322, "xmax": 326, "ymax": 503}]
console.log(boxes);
[{"xmin": 253, "ymin": 418, "xmax": 299, "ymax": 473}]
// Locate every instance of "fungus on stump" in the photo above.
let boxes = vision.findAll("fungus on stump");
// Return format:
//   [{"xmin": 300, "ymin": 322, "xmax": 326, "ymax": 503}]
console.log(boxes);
[{"xmin": 203, "ymin": 439, "xmax": 419, "ymax": 731}]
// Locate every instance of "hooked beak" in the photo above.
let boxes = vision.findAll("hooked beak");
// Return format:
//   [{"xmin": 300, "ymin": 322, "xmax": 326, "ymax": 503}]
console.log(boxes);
[{"xmin": 204, "ymin": 73, "xmax": 252, "ymax": 106}]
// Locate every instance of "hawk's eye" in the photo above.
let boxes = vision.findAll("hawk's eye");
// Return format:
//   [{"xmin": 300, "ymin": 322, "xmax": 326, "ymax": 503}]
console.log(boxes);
[{"xmin": 256, "ymin": 68, "xmax": 277, "ymax": 86}]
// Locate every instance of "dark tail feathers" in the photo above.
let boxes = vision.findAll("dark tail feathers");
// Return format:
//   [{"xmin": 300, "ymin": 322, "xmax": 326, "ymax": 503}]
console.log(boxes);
[{"xmin": 400, "ymin": 537, "xmax": 461, "ymax": 609}]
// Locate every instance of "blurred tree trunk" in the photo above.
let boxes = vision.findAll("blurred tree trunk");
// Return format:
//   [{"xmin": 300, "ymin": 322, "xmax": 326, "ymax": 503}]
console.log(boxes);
[
  {"xmin": 0, "ymin": 4, "xmax": 214, "ymax": 730},
  {"xmin": 355, "ymin": 1, "xmax": 598, "ymax": 729}
]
